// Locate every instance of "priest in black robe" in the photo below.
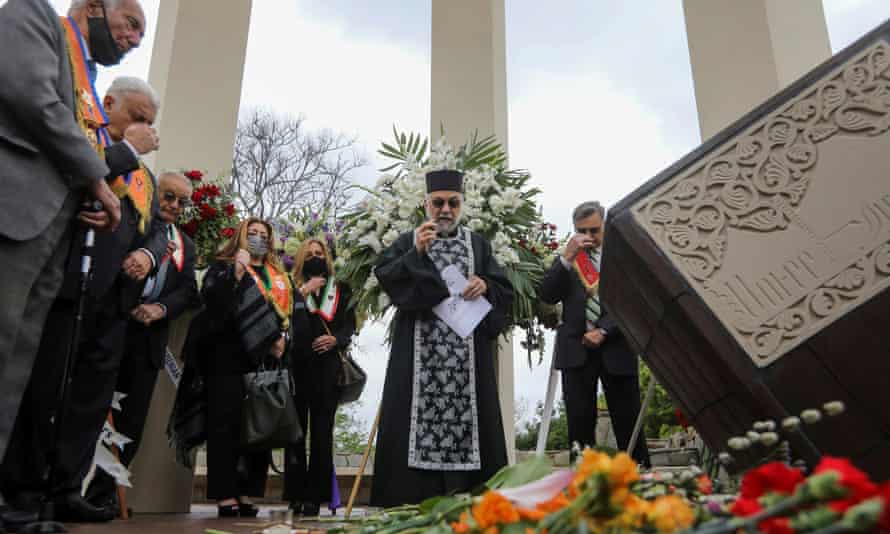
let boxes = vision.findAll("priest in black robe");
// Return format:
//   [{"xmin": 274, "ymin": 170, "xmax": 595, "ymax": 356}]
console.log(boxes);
[{"xmin": 370, "ymin": 170, "xmax": 514, "ymax": 507}]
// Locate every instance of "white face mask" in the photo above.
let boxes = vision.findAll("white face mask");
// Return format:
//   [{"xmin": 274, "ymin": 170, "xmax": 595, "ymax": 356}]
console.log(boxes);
[{"xmin": 246, "ymin": 234, "xmax": 268, "ymax": 257}]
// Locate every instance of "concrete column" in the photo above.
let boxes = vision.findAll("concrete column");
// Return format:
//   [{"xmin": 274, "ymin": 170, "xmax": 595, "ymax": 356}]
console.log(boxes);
[
  {"xmin": 430, "ymin": 0, "xmax": 515, "ymax": 463},
  {"xmin": 128, "ymin": 0, "xmax": 252, "ymax": 513},
  {"xmin": 683, "ymin": 0, "xmax": 831, "ymax": 140}
]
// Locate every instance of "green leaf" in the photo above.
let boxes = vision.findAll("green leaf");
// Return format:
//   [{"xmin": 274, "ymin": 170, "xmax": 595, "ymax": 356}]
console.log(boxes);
[{"xmin": 485, "ymin": 455, "xmax": 553, "ymax": 490}]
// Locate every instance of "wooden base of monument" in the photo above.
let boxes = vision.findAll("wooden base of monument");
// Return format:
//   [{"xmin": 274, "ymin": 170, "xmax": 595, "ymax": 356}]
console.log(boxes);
[{"xmin": 601, "ymin": 21, "xmax": 890, "ymax": 478}]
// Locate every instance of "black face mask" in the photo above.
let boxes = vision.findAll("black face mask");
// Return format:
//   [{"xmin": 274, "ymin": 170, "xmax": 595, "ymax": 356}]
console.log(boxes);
[
  {"xmin": 87, "ymin": 2, "xmax": 124, "ymax": 66},
  {"xmin": 303, "ymin": 256, "xmax": 328, "ymax": 278}
]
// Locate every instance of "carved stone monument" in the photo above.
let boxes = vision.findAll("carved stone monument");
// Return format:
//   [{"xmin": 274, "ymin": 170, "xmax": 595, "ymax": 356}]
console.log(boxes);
[{"xmin": 601, "ymin": 22, "xmax": 890, "ymax": 477}]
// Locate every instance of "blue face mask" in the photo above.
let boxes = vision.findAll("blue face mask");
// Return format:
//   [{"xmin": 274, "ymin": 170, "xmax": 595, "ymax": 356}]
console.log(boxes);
[{"xmin": 246, "ymin": 234, "xmax": 268, "ymax": 257}]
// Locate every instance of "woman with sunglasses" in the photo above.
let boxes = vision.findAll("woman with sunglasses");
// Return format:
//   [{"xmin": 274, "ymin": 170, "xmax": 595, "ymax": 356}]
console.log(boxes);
[
  {"xmin": 199, "ymin": 217, "xmax": 294, "ymax": 517},
  {"xmin": 282, "ymin": 237, "xmax": 356, "ymax": 518}
]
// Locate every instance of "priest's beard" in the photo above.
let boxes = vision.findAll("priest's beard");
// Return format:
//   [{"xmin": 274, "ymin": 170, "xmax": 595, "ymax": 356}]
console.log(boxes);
[{"xmin": 428, "ymin": 210, "xmax": 463, "ymax": 236}]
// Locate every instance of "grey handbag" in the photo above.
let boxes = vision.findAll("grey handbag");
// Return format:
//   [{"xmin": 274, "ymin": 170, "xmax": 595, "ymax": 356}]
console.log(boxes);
[{"xmin": 240, "ymin": 362, "xmax": 303, "ymax": 450}]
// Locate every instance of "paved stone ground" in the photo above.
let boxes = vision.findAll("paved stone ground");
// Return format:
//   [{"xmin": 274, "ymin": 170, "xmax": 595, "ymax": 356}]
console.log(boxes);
[{"xmin": 60, "ymin": 505, "xmax": 365, "ymax": 533}]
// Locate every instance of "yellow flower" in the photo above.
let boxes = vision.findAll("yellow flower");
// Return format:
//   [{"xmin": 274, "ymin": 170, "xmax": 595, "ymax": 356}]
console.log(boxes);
[
  {"xmin": 571, "ymin": 449, "xmax": 613, "ymax": 495},
  {"xmin": 608, "ymin": 453, "xmax": 640, "ymax": 488},
  {"xmin": 647, "ymin": 495, "xmax": 695, "ymax": 533}
]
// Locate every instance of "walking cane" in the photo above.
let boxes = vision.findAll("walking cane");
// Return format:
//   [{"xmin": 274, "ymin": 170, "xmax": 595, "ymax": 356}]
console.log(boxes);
[
  {"xmin": 344, "ymin": 406, "xmax": 380, "ymax": 520},
  {"xmin": 22, "ymin": 201, "xmax": 102, "ymax": 534}
]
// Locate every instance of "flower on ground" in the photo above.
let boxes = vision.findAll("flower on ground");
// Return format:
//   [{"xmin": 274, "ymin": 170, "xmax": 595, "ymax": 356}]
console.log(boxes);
[
  {"xmin": 647, "ymin": 495, "xmax": 695, "ymax": 533},
  {"xmin": 739, "ymin": 462, "xmax": 805, "ymax": 500},
  {"xmin": 813, "ymin": 456, "xmax": 878, "ymax": 513},
  {"xmin": 472, "ymin": 491, "xmax": 520, "ymax": 529}
]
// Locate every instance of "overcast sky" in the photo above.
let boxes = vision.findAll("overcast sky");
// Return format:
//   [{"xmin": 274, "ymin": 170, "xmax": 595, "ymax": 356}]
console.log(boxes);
[{"xmin": 50, "ymin": 0, "xmax": 890, "ymax": 435}]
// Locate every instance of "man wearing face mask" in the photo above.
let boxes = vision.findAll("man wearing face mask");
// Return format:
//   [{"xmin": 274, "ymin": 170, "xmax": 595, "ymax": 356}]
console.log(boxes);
[
  {"xmin": 370, "ymin": 170, "xmax": 514, "ymax": 507},
  {"xmin": 0, "ymin": 0, "xmax": 145, "ymax": 526},
  {"xmin": 540, "ymin": 201, "xmax": 650, "ymax": 467}
]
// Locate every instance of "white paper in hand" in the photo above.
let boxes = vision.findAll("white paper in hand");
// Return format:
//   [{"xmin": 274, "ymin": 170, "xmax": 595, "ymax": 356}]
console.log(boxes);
[{"xmin": 432, "ymin": 265, "xmax": 492, "ymax": 339}]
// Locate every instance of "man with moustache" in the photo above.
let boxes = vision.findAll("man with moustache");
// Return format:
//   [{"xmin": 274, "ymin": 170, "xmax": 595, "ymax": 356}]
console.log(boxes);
[
  {"xmin": 0, "ymin": 0, "xmax": 147, "ymax": 527},
  {"xmin": 371, "ymin": 170, "xmax": 514, "ymax": 507},
  {"xmin": 540, "ymin": 201, "xmax": 650, "ymax": 467},
  {"xmin": 85, "ymin": 172, "xmax": 199, "ymax": 514},
  {"xmin": 0, "ymin": 76, "xmax": 166, "ymax": 525}
]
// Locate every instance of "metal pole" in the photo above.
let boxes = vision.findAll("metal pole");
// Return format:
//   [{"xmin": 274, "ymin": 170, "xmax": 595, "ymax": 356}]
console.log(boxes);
[{"xmin": 626, "ymin": 369, "xmax": 656, "ymax": 456}]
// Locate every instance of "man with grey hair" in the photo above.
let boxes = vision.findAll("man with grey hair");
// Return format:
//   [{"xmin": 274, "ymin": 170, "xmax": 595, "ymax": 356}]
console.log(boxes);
[
  {"xmin": 1, "ymin": 75, "xmax": 166, "ymax": 526},
  {"xmin": 540, "ymin": 200, "xmax": 650, "ymax": 467},
  {"xmin": 0, "ymin": 0, "xmax": 146, "ymax": 527}
]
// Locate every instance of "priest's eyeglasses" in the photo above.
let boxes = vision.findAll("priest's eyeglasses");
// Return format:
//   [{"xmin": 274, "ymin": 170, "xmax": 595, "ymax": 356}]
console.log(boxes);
[
  {"xmin": 431, "ymin": 197, "xmax": 461, "ymax": 209},
  {"xmin": 163, "ymin": 191, "xmax": 191, "ymax": 207}
]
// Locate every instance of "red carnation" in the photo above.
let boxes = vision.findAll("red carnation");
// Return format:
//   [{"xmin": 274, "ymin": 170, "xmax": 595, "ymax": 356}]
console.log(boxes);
[
  {"xmin": 813, "ymin": 456, "xmax": 878, "ymax": 513},
  {"xmin": 548, "ymin": 241, "xmax": 559, "ymax": 250},
  {"xmin": 205, "ymin": 184, "xmax": 221, "ymax": 198},
  {"xmin": 675, "ymin": 408, "xmax": 690, "ymax": 429},
  {"xmin": 224, "ymin": 203, "xmax": 236, "ymax": 216},
  {"xmin": 740, "ymin": 462, "xmax": 805, "ymax": 500},
  {"xmin": 191, "ymin": 190, "xmax": 204, "ymax": 203},
  {"xmin": 182, "ymin": 219, "xmax": 199, "ymax": 237},
  {"xmin": 185, "ymin": 169, "xmax": 203, "ymax": 181},
  {"xmin": 548, "ymin": 223, "xmax": 557, "ymax": 230},
  {"xmin": 221, "ymin": 227, "xmax": 236, "ymax": 238},
  {"xmin": 199, "ymin": 203, "xmax": 217, "ymax": 220},
  {"xmin": 697, "ymin": 474, "xmax": 713, "ymax": 495},
  {"xmin": 761, "ymin": 517, "xmax": 794, "ymax": 534},
  {"xmin": 730, "ymin": 497, "xmax": 761, "ymax": 517}
]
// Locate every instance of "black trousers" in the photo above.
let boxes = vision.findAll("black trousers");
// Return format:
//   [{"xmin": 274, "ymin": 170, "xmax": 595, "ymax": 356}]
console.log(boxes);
[
  {"xmin": 1, "ymin": 289, "xmax": 129, "ymax": 498},
  {"xmin": 86, "ymin": 324, "xmax": 160, "ymax": 503},
  {"xmin": 205, "ymin": 374, "xmax": 269, "ymax": 500},
  {"xmin": 0, "ymin": 194, "xmax": 76, "ymax": 464},
  {"xmin": 283, "ymin": 351, "xmax": 339, "ymax": 505},
  {"xmin": 560, "ymin": 351, "xmax": 651, "ymax": 467}
]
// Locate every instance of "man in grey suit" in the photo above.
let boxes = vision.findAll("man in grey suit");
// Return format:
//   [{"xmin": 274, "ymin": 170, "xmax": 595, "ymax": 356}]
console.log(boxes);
[{"xmin": 0, "ymin": 0, "xmax": 145, "ymax": 525}]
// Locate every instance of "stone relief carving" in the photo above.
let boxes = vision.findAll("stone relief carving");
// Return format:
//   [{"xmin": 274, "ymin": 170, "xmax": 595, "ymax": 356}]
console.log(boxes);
[{"xmin": 633, "ymin": 42, "xmax": 890, "ymax": 366}]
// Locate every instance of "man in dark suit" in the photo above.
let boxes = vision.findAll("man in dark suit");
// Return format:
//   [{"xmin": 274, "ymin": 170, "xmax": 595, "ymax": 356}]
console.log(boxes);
[
  {"xmin": 0, "ymin": 1, "xmax": 145, "ymax": 526},
  {"xmin": 85, "ymin": 171, "xmax": 199, "ymax": 512},
  {"xmin": 0, "ymin": 75, "xmax": 166, "ymax": 525},
  {"xmin": 540, "ymin": 201, "xmax": 650, "ymax": 467}
]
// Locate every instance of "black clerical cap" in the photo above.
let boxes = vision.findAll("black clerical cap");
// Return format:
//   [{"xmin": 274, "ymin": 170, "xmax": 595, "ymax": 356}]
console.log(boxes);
[{"xmin": 426, "ymin": 169, "xmax": 464, "ymax": 193}]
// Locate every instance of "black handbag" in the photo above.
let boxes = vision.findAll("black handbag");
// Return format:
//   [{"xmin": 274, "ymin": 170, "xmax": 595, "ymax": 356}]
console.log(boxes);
[
  {"xmin": 240, "ymin": 362, "xmax": 303, "ymax": 450},
  {"xmin": 320, "ymin": 321, "xmax": 366, "ymax": 404}
]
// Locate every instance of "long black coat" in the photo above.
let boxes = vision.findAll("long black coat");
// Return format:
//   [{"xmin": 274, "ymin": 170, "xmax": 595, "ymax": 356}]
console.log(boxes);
[
  {"xmin": 370, "ymin": 230, "xmax": 513, "ymax": 508},
  {"xmin": 540, "ymin": 257, "xmax": 638, "ymax": 376}
]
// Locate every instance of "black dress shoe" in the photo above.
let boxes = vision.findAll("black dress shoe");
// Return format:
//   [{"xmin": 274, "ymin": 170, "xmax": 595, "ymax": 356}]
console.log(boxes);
[
  {"xmin": 53, "ymin": 492, "xmax": 114, "ymax": 523},
  {"xmin": 217, "ymin": 503, "xmax": 239, "ymax": 518},
  {"xmin": 301, "ymin": 502, "xmax": 320, "ymax": 518},
  {"xmin": 237, "ymin": 502, "xmax": 259, "ymax": 518},
  {"xmin": 1, "ymin": 509, "xmax": 39, "ymax": 527}
]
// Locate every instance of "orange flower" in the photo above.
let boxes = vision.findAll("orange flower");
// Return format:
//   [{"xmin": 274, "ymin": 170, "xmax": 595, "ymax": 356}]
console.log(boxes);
[
  {"xmin": 450, "ymin": 511, "xmax": 472, "ymax": 534},
  {"xmin": 483, "ymin": 527, "xmax": 499, "ymax": 534},
  {"xmin": 608, "ymin": 453, "xmax": 640, "ymax": 488},
  {"xmin": 697, "ymin": 474, "xmax": 713, "ymax": 495},
  {"xmin": 648, "ymin": 495, "xmax": 695, "ymax": 533},
  {"xmin": 472, "ymin": 491, "xmax": 520, "ymax": 529},
  {"xmin": 517, "ymin": 506, "xmax": 547, "ymax": 521},
  {"xmin": 571, "ymin": 449, "xmax": 612, "ymax": 495},
  {"xmin": 536, "ymin": 492, "xmax": 570, "ymax": 513}
]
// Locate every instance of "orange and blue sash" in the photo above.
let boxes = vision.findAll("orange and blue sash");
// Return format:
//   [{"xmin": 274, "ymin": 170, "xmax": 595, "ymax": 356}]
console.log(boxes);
[
  {"xmin": 60, "ymin": 17, "xmax": 110, "ymax": 156},
  {"xmin": 109, "ymin": 163, "xmax": 153, "ymax": 234}
]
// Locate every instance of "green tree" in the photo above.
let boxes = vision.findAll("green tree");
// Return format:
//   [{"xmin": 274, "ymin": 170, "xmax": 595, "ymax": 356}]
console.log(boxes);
[
  {"xmin": 639, "ymin": 362, "xmax": 682, "ymax": 438},
  {"xmin": 515, "ymin": 400, "xmax": 570, "ymax": 451},
  {"xmin": 334, "ymin": 401, "xmax": 369, "ymax": 454}
]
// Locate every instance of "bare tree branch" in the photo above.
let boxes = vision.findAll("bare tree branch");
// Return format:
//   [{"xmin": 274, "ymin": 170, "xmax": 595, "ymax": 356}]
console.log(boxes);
[{"xmin": 231, "ymin": 108, "xmax": 366, "ymax": 221}]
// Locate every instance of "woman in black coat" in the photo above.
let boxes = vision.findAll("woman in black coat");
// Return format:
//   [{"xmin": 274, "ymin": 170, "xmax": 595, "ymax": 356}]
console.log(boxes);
[
  {"xmin": 283, "ymin": 237, "xmax": 357, "ymax": 517},
  {"xmin": 200, "ymin": 217, "xmax": 294, "ymax": 517}
]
